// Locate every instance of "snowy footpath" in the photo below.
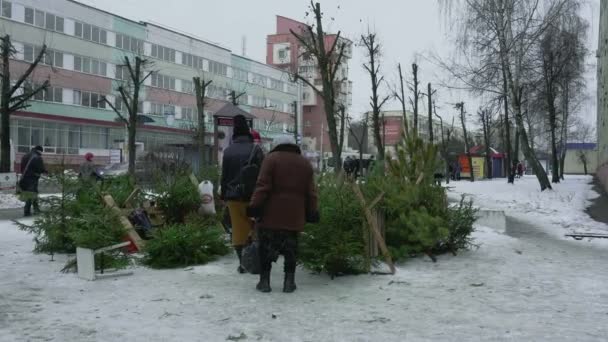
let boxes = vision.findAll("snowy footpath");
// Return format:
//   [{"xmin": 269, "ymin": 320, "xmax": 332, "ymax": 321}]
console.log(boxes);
[{"xmin": 1, "ymin": 176, "xmax": 608, "ymax": 341}]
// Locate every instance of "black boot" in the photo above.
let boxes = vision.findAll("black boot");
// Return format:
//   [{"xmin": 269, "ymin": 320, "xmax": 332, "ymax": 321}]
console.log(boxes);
[
  {"xmin": 256, "ymin": 271, "xmax": 271, "ymax": 293},
  {"xmin": 235, "ymin": 246, "xmax": 245, "ymax": 274},
  {"xmin": 283, "ymin": 273, "xmax": 297, "ymax": 293}
]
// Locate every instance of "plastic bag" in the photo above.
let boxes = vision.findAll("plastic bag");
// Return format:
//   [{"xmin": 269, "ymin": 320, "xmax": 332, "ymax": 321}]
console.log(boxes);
[
  {"xmin": 198, "ymin": 181, "xmax": 216, "ymax": 216},
  {"xmin": 241, "ymin": 240, "xmax": 261, "ymax": 275}
]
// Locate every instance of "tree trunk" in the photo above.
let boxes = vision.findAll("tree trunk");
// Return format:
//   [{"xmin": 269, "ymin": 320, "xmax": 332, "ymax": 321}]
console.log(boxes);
[
  {"xmin": 412, "ymin": 64, "xmax": 419, "ymax": 137},
  {"xmin": 583, "ymin": 160, "xmax": 588, "ymax": 175},
  {"xmin": 428, "ymin": 83, "xmax": 433, "ymax": 144},
  {"xmin": 459, "ymin": 104, "xmax": 474, "ymax": 182},
  {"xmin": 549, "ymin": 111, "xmax": 560, "ymax": 183},
  {"xmin": 482, "ymin": 112, "xmax": 492, "ymax": 179},
  {"xmin": 398, "ymin": 63, "xmax": 409, "ymax": 135},
  {"xmin": 501, "ymin": 70, "xmax": 513, "ymax": 183},
  {"xmin": 1, "ymin": 37, "xmax": 11, "ymax": 173},
  {"xmin": 514, "ymin": 110, "xmax": 552, "ymax": 190},
  {"xmin": 194, "ymin": 78, "xmax": 211, "ymax": 168},
  {"xmin": 514, "ymin": 126, "xmax": 520, "ymax": 165}
]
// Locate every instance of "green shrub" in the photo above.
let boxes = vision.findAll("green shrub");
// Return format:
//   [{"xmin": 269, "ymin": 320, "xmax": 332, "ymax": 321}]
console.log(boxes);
[
  {"xmin": 299, "ymin": 176, "xmax": 367, "ymax": 277},
  {"xmin": 142, "ymin": 218, "xmax": 229, "ymax": 269},
  {"xmin": 101, "ymin": 175, "xmax": 141, "ymax": 207},
  {"xmin": 435, "ymin": 196, "xmax": 478, "ymax": 254},
  {"xmin": 154, "ymin": 172, "xmax": 201, "ymax": 224},
  {"xmin": 366, "ymin": 131, "xmax": 475, "ymax": 261},
  {"xmin": 17, "ymin": 171, "xmax": 129, "ymax": 257}
]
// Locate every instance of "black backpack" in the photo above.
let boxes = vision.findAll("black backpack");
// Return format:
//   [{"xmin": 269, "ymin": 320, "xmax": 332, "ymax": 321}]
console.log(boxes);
[{"xmin": 228, "ymin": 145, "xmax": 261, "ymax": 200}]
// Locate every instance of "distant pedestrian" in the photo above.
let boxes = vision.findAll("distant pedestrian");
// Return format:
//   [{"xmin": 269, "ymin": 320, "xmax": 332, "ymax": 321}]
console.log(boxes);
[
  {"xmin": 19, "ymin": 146, "xmax": 47, "ymax": 217},
  {"xmin": 221, "ymin": 115, "xmax": 264, "ymax": 273},
  {"xmin": 247, "ymin": 135, "xmax": 319, "ymax": 293},
  {"xmin": 79, "ymin": 153, "xmax": 101, "ymax": 182},
  {"xmin": 517, "ymin": 162, "xmax": 524, "ymax": 178}
]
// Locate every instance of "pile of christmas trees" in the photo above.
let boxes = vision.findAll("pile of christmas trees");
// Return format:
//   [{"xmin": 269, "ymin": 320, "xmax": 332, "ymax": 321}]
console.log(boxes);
[
  {"xmin": 299, "ymin": 130, "xmax": 477, "ymax": 276},
  {"xmin": 18, "ymin": 165, "xmax": 229, "ymax": 271}
]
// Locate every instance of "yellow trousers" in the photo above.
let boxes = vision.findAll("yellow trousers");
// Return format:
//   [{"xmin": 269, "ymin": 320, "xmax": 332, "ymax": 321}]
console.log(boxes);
[{"xmin": 226, "ymin": 201, "xmax": 253, "ymax": 246}]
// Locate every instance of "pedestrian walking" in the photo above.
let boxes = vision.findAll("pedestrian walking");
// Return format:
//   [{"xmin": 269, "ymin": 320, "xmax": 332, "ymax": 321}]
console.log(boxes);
[
  {"xmin": 247, "ymin": 135, "xmax": 319, "ymax": 293},
  {"xmin": 220, "ymin": 115, "xmax": 264, "ymax": 273},
  {"xmin": 78, "ymin": 153, "xmax": 102, "ymax": 182},
  {"xmin": 19, "ymin": 146, "xmax": 47, "ymax": 217}
]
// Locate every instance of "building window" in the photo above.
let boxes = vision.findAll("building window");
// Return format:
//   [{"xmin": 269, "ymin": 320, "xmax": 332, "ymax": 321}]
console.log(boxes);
[
  {"xmin": 150, "ymin": 103, "xmax": 175, "ymax": 116},
  {"xmin": 151, "ymin": 44, "xmax": 176, "ymax": 62},
  {"xmin": 33, "ymin": 86, "xmax": 62, "ymax": 103},
  {"xmin": 23, "ymin": 44, "xmax": 34, "ymax": 62},
  {"xmin": 115, "ymin": 34, "xmax": 144, "ymax": 54},
  {"xmin": 270, "ymin": 79, "xmax": 284, "ymax": 91},
  {"xmin": 151, "ymin": 73, "xmax": 176, "ymax": 90},
  {"xmin": 74, "ymin": 90, "xmax": 107, "ymax": 109},
  {"xmin": 34, "ymin": 9, "xmax": 44, "ymax": 28},
  {"xmin": 1, "ymin": 1, "xmax": 12, "ymax": 18},
  {"xmin": 278, "ymin": 49, "xmax": 287, "ymax": 60},
  {"xmin": 252, "ymin": 74, "xmax": 267, "ymax": 87},
  {"xmin": 74, "ymin": 56, "xmax": 107, "ymax": 76},
  {"xmin": 23, "ymin": 8, "xmax": 64, "ymax": 33},
  {"xmin": 74, "ymin": 22, "xmax": 107, "ymax": 44},
  {"xmin": 182, "ymin": 53, "xmax": 204, "ymax": 69},
  {"xmin": 181, "ymin": 79, "xmax": 194, "ymax": 94},
  {"xmin": 114, "ymin": 98, "xmax": 143, "ymax": 114},
  {"xmin": 209, "ymin": 60, "xmax": 227, "ymax": 76},
  {"xmin": 24, "ymin": 44, "xmax": 63, "ymax": 68},
  {"xmin": 233, "ymin": 68, "xmax": 248, "ymax": 82},
  {"xmin": 182, "ymin": 107, "xmax": 195, "ymax": 122}
]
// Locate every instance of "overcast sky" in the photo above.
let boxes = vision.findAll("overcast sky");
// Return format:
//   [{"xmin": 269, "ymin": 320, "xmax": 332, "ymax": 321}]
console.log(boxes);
[{"xmin": 82, "ymin": 0, "xmax": 600, "ymax": 127}]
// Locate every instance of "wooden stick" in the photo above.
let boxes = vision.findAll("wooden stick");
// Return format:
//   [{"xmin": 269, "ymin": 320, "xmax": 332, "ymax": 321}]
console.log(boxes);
[
  {"xmin": 189, "ymin": 173, "xmax": 199, "ymax": 187},
  {"xmin": 103, "ymin": 194, "xmax": 145, "ymax": 251},
  {"xmin": 123, "ymin": 187, "xmax": 140, "ymax": 208},
  {"xmin": 352, "ymin": 183, "xmax": 396, "ymax": 275},
  {"xmin": 368, "ymin": 192, "xmax": 385, "ymax": 210},
  {"xmin": 95, "ymin": 241, "xmax": 131, "ymax": 254}
]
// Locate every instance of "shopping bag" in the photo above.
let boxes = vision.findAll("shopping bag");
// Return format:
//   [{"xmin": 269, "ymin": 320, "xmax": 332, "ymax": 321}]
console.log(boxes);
[{"xmin": 197, "ymin": 181, "xmax": 216, "ymax": 216}]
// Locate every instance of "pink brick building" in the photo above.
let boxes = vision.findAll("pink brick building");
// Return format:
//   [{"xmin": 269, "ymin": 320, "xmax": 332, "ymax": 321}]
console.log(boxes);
[{"xmin": 267, "ymin": 16, "xmax": 353, "ymax": 157}]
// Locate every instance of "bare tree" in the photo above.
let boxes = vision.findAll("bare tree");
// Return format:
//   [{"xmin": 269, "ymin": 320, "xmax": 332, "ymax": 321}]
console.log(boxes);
[
  {"xmin": 434, "ymin": 103, "xmax": 454, "ymax": 184},
  {"xmin": 0, "ymin": 35, "xmax": 49, "ymax": 172},
  {"xmin": 103, "ymin": 56, "xmax": 152, "ymax": 178},
  {"xmin": 394, "ymin": 63, "xmax": 410, "ymax": 135},
  {"xmin": 361, "ymin": 31, "xmax": 390, "ymax": 160},
  {"xmin": 229, "ymin": 90, "xmax": 246, "ymax": 106},
  {"xmin": 291, "ymin": 1, "xmax": 348, "ymax": 172},
  {"xmin": 409, "ymin": 63, "xmax": 422, "ymax": 136},
  {"xmin": 456, "ymin": 102, "xmax": 474, "ymax": 182},
  {"xmin": 439, "ymin": 0, "xmax": 577, "ymax": 191},
  {"xmin": 536, "ymin": 2, "xmax": 587, "ymax": 183},
  {"xmin": 425, "ymin": 83, "xmax": 437, "ymax": 144},
  {"xmin": 478, "ymin": 107, "xmax": 495, "ymax": 179},
  {"xmin": 193, "ymin": 77, "xmax": 212, "ymax": 167}
]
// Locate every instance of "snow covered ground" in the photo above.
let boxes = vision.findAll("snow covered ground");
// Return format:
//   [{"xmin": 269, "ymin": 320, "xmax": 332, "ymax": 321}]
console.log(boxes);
[
  {"xmin": 0, "ymin": 193, "xmax": 61, "ymax": 210},
  {"xmin": 447, "ymin": 175, "xmax": 608, "ymax": 240},
  {"xmin": 1, "ymin": 177, "xmax": 607, "ymax": 341}
]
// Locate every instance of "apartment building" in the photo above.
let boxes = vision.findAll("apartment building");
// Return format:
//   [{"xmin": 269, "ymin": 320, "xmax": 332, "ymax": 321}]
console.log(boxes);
[
  {"xmin": 266, "ymin": 15, "xmax": 353, "ymax": 156},
  {"xmin": 0, "ymin": 0, "xmax": 299, "ymax": 168}
]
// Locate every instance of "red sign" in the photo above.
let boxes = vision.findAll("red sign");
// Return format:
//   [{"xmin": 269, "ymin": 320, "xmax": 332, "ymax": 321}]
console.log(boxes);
[
  {"xmin": 384, "ymin": 117, "xmax": 403, "ymax": 146},
  {"xmin": 217, "ymin": 118, "xmax": 234, "ymax": 126}
]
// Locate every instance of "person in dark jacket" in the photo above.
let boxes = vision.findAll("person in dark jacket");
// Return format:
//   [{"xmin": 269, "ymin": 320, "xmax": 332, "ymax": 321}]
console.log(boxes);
[
  {"xmin": 79, "ymin": 152, "xmax": 101, "ymax": 182},
  {"xmin": 20, "ymin": 146, "xmax": 47, "ymax": 217},
  {"xmin": 247, "ymin": 135, "xmax": 319, "ymax": 293},
  {"xmin": 220, "ymin": 115, "xmax": 264, "ymax": 273}
]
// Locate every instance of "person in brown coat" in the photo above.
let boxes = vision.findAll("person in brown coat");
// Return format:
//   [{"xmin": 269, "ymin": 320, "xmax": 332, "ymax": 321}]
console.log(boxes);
[{"xmin": 247, "ymin": 135, "xmax": 319, "ymax": 293}]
